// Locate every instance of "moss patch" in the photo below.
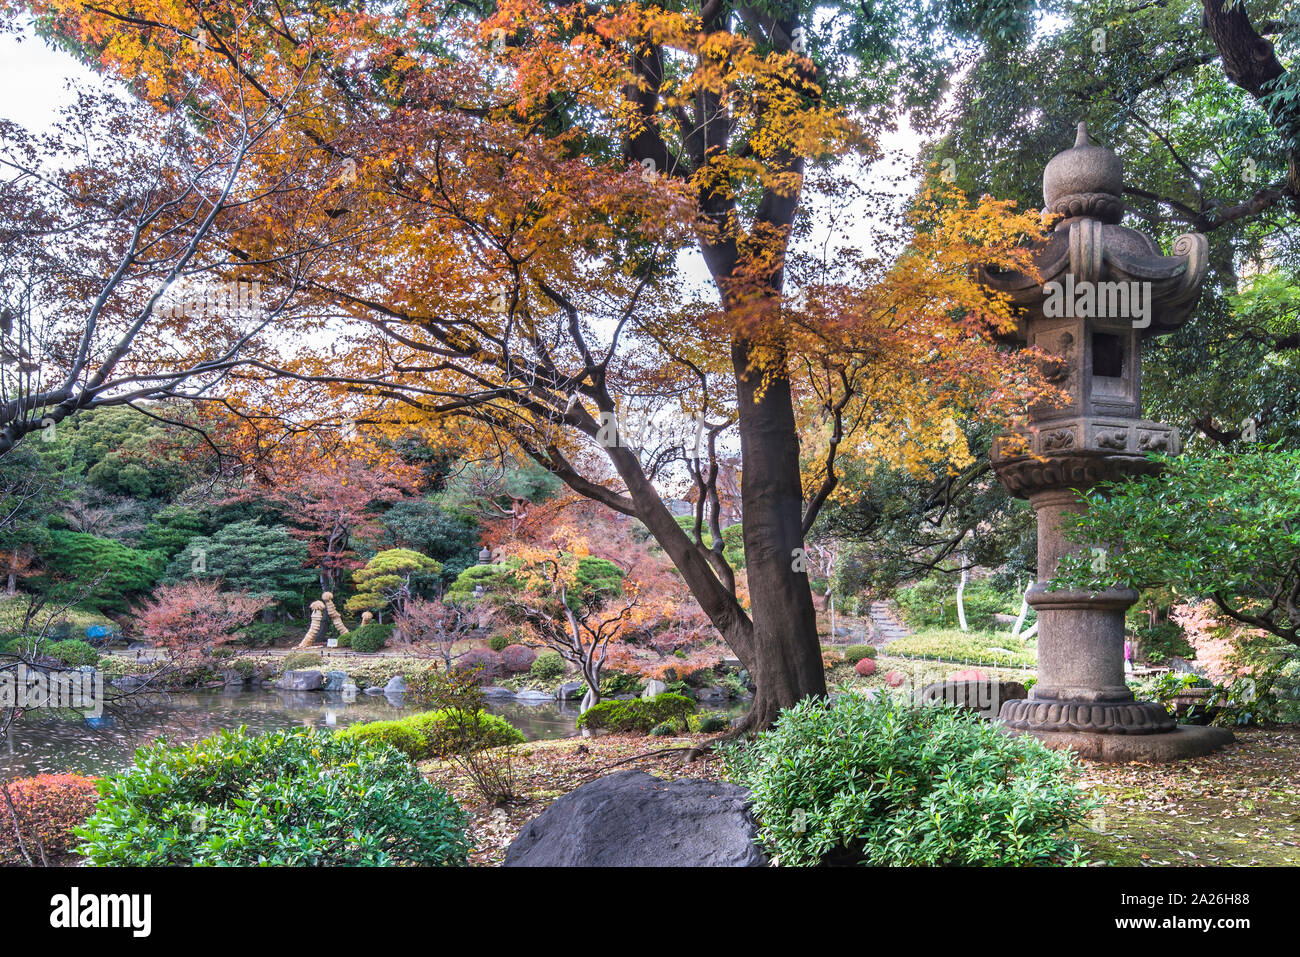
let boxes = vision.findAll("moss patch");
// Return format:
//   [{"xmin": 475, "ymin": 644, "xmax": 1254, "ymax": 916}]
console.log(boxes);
[{"xmin": 1076, "ymin": 728, "xmax": 1300, "ymax": 866}]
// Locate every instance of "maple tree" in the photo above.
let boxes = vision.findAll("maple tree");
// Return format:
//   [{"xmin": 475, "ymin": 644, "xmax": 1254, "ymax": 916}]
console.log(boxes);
[
  {"xmin": 0, "ymin": 24, "xmax": 342, "ymax": 455},
  {"xmin": 495, "ymin": 546, "xmax": 636, "ymax": 712},
  {"xmin": 131, "ymin": 579, "xmax": 271, "ymax": 661},
  {"xmin": 12, "ymin": 0, "xmax": 1055, "ymax": 730},
  {"xmin": 398, "ymin": 596, "xmax": 478, "ymax": 668},
  {"xmin": 260, "ymin": 446, "xmax": 417, "ymax": 591}
]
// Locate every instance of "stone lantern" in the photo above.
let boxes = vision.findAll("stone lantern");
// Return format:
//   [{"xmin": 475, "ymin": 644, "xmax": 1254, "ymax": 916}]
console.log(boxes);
[
  {"xmin": 479, "ymin": 545, "xmax": 492, "ymax": 564},
  {"xmin": 980, "ymin": 122, "xmax": 1232, "ymax": 761}
]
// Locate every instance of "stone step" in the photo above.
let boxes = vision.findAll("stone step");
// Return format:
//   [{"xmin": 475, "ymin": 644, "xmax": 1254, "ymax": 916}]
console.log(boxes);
[{"xmin": 867, "ymin": 600, "xmax": 913, "ymax": 647}]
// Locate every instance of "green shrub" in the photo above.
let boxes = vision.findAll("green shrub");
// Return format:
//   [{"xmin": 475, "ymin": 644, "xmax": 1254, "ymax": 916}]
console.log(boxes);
[
  {"xmin": 896, "ymin": 576, "xmax": 1020, "ymax": 631},
  {"xmin": 530, "ymin": 650, "xmax": 565, "ymax": 682},
  {"xmin": 488, "ymin": 634, "xmax": 510, "ymax": 652},
  {"xmin": 349, "ymin": 622, "xmax": 393, "ymax": 653},
  {"xmin": 722, "ymin": 695, "xmax": 1094, "ymax": 867},
  {"xmin": 691, "ymin": 713, "xmax": 729, "ymax": 733},
  {"xmin": 335, "ymin": 718, "xmax": 428, "ymax": 758},
  {"xmin": 576, "ymin": 693, "xmax": 695, "ymax": 734},
  {"xmin": 76, "ymin": 728, "xmax": 470, "ymax": 866},
  {"xmin": 649, "ymin": 721, "xmax": 678, "ymax": 736},
  {"xmin": 1133, "ymin": 621, "xmax": 1193, "ymax": 664},
  {"xmin": 337, "ymin": 709, "xmax": 525, "ymax": 760},
  {"xmin": 598, "ymin": 670, "xmax": 643, "ymax": 697},
  {"xmin": 46, "ymin": 639, "xmax": 100, "ymax": 668},
  {"xmin": 718, "ymin": 673, "xmax": 748, "ymax": 698},
  {"xmin": 842, "ymin": 644, "xmax": 877, "ymax": 665},
  {"xmin": 241, "ymin": 621, "xmax": 285, "ymax": 648},
  {"xmin": 282, "ymin": 651, "xmax": 324, "ymax": 671}
]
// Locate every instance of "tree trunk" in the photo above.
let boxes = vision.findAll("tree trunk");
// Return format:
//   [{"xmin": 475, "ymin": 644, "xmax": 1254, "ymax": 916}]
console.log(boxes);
[
  {"xmin": 956, "ymin": 562, "xmax": 969, "ymax": 632},
  {"xmin": 729, "ymin": 339, "xmax": 827, "ymax": 731}
]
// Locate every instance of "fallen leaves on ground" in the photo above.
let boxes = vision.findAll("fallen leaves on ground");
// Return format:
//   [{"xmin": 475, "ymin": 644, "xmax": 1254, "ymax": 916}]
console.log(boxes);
[
  {"xmin": 426, "ymin": 726, "xmax": 1300, "ymax": 867},
  {"xmin": 422, "ymin": 733, "xmax": 727, "ymax": 866},
  {"xmin": 1076, "ymin": 727, "xmax": 1300, "ymax": 866}
]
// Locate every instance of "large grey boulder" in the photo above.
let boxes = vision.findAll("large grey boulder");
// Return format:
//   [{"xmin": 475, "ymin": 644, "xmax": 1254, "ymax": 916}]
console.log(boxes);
[
  {"xmin": 504, "ymin": 770, "xmax": 767, "ymax": 867},
  {"xmin": 557, "ymin": 681, "xmax": 585, "ymax": 701},
  {"xmin": 515, "ymin": 689, "xmax": 555, "ymax": 702},
  {"xmin": 322, "ymin": 670, "xmax": 348, "ymax": 692},
  {"xmin": 641, "ymin": 679, "xmax": 668, "ymax": 698},
  {"xmin": 384, "ymin": 675, "xmax": 407, "ymax": 694},
  {"xmin": 278, "ymin": 670, "xmax": 323, "ymax": 691}
]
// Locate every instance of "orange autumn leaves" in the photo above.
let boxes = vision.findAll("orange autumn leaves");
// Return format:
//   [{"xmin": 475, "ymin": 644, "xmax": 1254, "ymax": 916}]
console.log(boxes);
[{"xmin": 10, "ymin": 0, "xmax": 1057, "ymax": 494}]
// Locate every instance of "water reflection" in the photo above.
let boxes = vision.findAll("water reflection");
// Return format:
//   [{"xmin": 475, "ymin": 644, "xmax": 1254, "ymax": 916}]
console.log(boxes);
[
  {"xmin": 0, "ymin": 688, "xmax": 587, "ymax": 778},
  {"xmin": 1, "ymin": 688, "xmax": 749, "ymax": 779}
]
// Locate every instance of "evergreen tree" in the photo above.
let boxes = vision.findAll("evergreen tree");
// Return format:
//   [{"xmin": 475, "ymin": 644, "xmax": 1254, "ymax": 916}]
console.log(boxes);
[{"xmin": 165, "ymin": 520, "xmax": 315, "ymax": 613}]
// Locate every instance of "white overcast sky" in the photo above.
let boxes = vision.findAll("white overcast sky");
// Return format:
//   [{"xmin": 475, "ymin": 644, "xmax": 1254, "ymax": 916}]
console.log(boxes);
[
  {"xmin": 0, "ymin": 26, "xmax": 103, "ymax": 129},
  {"xmin": 0, "ymin": 20, "xmax": 923, "ymax": 274}
]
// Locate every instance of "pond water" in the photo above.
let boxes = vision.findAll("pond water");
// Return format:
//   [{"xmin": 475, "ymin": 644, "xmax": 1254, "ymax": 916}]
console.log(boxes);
[
  {"xmin": 0, "ymin": 688, "xmax": 586, "ymax": 778},
  {"xmin": 0, "ymin": 689, "xmax": 751, "ymax": 778}
]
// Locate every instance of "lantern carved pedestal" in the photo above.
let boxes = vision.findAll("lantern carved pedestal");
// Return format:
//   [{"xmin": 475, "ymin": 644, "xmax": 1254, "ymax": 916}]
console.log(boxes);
[{"xmin": 981, "ymin": 123, "xmax": 1232, "ymax": 762}]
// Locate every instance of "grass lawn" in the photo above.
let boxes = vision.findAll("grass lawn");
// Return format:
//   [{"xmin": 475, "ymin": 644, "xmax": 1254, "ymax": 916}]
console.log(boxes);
[
  {"xmin": 826, "ymin": 655, "xmax": 1036, "ymax": 696},
  {"xmin": 0, "ymin": 594, "xmax": 116, "ymax": 635},
  {"xmin": 882, "ymin": 627, "xmax": 1037, "ymax": 668}
]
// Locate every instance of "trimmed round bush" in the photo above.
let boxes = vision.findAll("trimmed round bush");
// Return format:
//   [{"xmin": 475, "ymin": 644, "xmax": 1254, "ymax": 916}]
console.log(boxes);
[
  {"xmin": 488, "ymin": 634, "xmax": 510, "ymax": 652},
  {"xmin": 842, "ymin": 644, "xmax": 877, "ymax": 665},
  {"xmin": 49, "ymin": 639, "xmax": 101, "ymax": 667},
  {"xmin": 338, "ymin": 709, "xmax": 524, "ymax": 760},
  {"xmin": 649, "ymin": 721, "xmax": 678, "ymax": 736},
  {"xmin": 530, "ymin": 650, "xmax": 565, "ymax": 682},
  {"xmin": 76, "ymin": 727, "xmax": 470, "ymax": 866},
  {"xmin": 0, "ymin": 773, "xmax": 100, "ymax": 865},
  {"xmin": 722, "ymin": 695, "xmax": 1095, "ymax": 867},
  {"xmin": 576, "ymin": 693, "xmax": 695, "ymax": 734},
  {"xmin": 854, "ymin": 657, "xmax": 877, "ymax": 677},
  {"xmin": 348, "ymin": 622, "xmax": 393, "ymax": 653},
  {"xmin": 500, "ymin": 644, "xmax": 537, "ymax": 673},
  {"xmin": 282, "ymin": 651, "xmax": 324, "ymax": 671},
  {"xmin": 455, "ymin": 647, "xmax": 502, "ymax": 680},
  {"xmin": 884, "ymin": 671, "xmax": 906, "ymax": 688}
]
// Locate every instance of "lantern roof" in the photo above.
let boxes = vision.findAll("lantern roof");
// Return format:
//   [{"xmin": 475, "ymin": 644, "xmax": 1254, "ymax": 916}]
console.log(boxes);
[{"xmin": 980, "ymin": 122, "xmax": 1208, "ymax": 340}]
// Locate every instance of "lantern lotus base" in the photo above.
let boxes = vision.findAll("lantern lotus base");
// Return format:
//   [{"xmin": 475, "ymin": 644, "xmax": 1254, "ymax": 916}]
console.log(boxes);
[{"xmin": 1001, "ymin": 722, "xmax": 1234, "ymax": 763}]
